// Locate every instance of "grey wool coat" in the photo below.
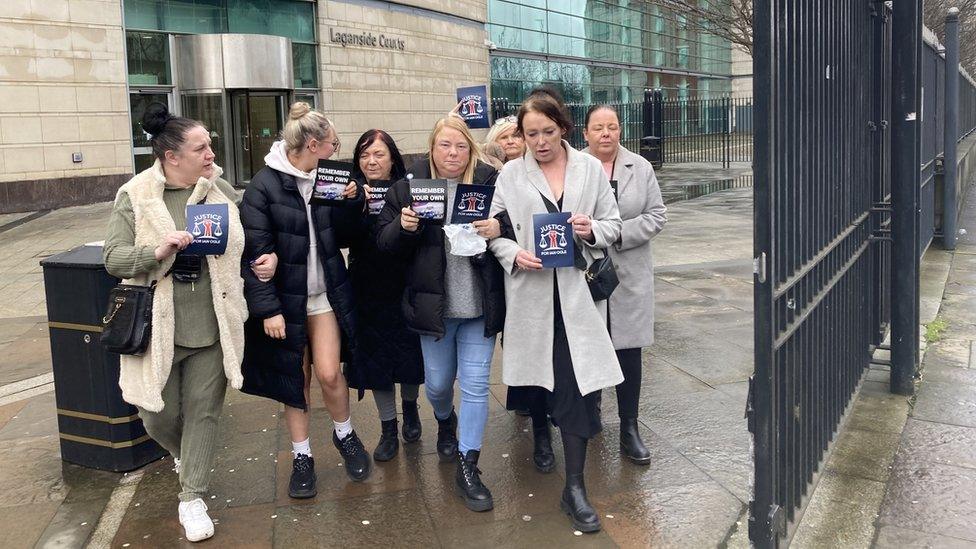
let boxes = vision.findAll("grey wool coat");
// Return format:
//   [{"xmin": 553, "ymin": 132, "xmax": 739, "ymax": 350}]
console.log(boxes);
[
  {"xmin": 488, "ymin": 142, "xmax": 624, "ymax": 396},
  {"xmin": 583, "ymin": 145, "xmax": 668, "ymax": 350}
]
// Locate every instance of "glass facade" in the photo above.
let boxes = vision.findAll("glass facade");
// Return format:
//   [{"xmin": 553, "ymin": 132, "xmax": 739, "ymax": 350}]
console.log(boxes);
[
  {"xmin": 123, "ymin": 0, "xmax": 317, "ymax": 88},
  {"xmin": 488, "ymin": 0, "xmax": 732, "ymax": 101}
]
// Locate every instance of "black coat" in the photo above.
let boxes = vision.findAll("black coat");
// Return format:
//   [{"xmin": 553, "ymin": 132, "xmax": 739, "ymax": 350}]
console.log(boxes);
[
  {"xmin": 375, "ymin": 160, "xmax": 506, "ymax": 339},
  {"xmin": 239, "ymin": 166, "xmax": 363, "ymax": 410},
  {"xmin": 345, "ymin": 175, "xmax": 424, "ymax": 394}
]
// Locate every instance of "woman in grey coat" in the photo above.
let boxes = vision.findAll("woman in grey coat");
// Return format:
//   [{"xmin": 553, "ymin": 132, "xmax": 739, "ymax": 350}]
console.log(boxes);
[
  {"xmin": 488, "ymin": 88, "xmax": 622, "ymax": 533},
  {"xmin": 582, "ymin": 105, "xmax": 668, "ymax": 465}
]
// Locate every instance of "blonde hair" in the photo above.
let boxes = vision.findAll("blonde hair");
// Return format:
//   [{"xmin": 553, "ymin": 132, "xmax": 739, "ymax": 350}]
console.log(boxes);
[
  {"xmin": 282, "ymin": 101, "xmax": 335, "ymax": 155},
  {"xmin": 428, "ymin": 115, "xmax": 480, "ymax": 184},
  {"xmin": 485, "ymin": 118, "xmax": 517, "ymax": 147},
  {"xmin": 483, "ymin": 142, "xmax": 506, "ymax": 169}
]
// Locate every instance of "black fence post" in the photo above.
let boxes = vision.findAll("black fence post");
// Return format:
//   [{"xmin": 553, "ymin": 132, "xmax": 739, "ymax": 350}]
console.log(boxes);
[
  {"xmin": 642, "ymin": 88, "xmax": 653, "ymax": 139},
  {"xmin": 891, "ymin": 0, "xmax": 922, "ymax": 396},
  {"xmin": 653, "ymin": 89, "xmax": 664, "ymax": 161},
  {"xmin": 944, "ymin": 8, "xmax": 960, "ymax": 250}
]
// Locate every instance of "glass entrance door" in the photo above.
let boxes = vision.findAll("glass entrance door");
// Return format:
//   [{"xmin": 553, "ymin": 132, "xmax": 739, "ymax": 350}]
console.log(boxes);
[{"xmin": 231, "ymin": 91, "xmax": 286, "ymax": 184}]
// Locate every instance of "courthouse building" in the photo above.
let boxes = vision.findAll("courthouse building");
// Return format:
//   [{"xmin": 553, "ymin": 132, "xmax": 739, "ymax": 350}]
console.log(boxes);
[{"xmin": 0, "ymin": 0, "xmax": 732, "ymax": 213}]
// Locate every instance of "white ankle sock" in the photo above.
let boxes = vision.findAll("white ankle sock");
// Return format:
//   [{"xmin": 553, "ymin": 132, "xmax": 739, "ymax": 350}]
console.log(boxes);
[
  {"xmin": 334, "ymin": 417, "xmax": 353, "ymax": 440},
  {"xmin": 292, "ymin": 438, "xmax": 311, "ymax": 457}
]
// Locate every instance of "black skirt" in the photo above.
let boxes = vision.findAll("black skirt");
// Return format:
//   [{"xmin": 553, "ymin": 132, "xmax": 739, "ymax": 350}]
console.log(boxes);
[{"xmin": 506, "ymin": 274, "xmax": 602, "ymax": 439}]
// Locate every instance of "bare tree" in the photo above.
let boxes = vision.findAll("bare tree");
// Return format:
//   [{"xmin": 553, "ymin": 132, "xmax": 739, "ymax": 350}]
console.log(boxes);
[
  {"xmin": 655, "ymin": 0, "xmax": 754, "ymax": 57},
  {"xmin": 924, "ymin": 1, "xmax": 976, "ymax": 75}
]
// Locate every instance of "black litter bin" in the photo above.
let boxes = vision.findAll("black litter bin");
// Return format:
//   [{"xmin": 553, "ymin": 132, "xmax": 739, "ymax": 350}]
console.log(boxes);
[
  {"xmin": 640, "ymin": 135, "xmax": 663, "ymax": 170},
  {"xmin": 41, "ymin": 244, "xmax": 166, "ymax": 472}
]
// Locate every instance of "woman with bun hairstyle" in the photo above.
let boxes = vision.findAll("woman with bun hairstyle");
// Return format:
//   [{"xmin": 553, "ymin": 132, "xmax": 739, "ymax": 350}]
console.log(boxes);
[
  {"xmin": 488, "ymin": 87, "xmax": 622, "ymax": 533},
  {"xmin": 344, "ymin": 129, "xmax": 425, "ymax": 462},
  {"xmin": 582, "ymin": 104, "xmax": 667, "ymax": 465},
  {"xmin": 240, "ymin": 102, "xmax": 371, "ymax": 500},
  {"xmin": 103, "ymin": 103, "xmax": 274, "ymax": 542},
  {"xmin": 375, "ymin": 115, "xmax": 506, "ymax": 512}
]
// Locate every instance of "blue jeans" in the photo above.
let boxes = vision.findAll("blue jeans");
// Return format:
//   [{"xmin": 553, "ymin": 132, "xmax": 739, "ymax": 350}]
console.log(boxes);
[{"xmin": 420, "ymin": 317, "xmax": 496, "ymax": 453}]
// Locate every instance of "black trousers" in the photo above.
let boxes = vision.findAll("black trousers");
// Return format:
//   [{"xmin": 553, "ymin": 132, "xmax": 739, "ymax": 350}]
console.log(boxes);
[{"xmin": 614, "ymin": 347, "xmax": 642, "ymax": 420}]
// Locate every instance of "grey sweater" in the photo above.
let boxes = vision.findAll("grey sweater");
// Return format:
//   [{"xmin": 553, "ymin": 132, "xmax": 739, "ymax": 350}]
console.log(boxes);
[{"xmin": 442, "ymin": 179, "xmax": 484, "ymax": 319}]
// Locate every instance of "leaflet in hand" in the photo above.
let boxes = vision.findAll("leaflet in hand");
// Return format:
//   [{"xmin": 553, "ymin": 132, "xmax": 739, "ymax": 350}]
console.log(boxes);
[
  {"xmin": 312, "ymin": 159, "xmax": 353, "ymax": 204},
  {"xmin": 367, "ymin": 181, "xmax": 392, "ymax": 216},
  {"xmin": 450, "ymin": 184, "xmax": 494, "ymax": 223},
  {"xmin": 410, "ymin": 179, "xmax": 447, "ymax": 223},
  {"xmin": 533, "ymin": 212, "xmax": 574, "ymax": 268},
  {"xmin": 184, "ymin": 203, "xmax": 229, "ymax": 256}
]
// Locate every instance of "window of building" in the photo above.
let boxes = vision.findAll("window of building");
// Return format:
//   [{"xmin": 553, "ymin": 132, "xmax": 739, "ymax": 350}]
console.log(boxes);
[
  {"xmin": 126, "ymin": 31, "xmax": 171, "ymax": 85},
  {"xmin": 293, "ymin": 43, "xmax": 318, "ymax": 89}
]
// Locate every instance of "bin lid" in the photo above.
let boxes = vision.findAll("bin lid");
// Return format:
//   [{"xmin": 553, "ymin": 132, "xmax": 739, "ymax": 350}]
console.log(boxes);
[{"xmin": 40, "ymin": 244, "xmax": 106, "ymax": 269}]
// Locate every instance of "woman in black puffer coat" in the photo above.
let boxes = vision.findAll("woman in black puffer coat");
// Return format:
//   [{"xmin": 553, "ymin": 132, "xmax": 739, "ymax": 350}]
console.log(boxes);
[
  {"xmin": 344, "ymin": 129, "xmax": 425, "ymax": 463},
  {"xmin": 240, "ymin": 102, "xmax": 371, "ymax": 500}
]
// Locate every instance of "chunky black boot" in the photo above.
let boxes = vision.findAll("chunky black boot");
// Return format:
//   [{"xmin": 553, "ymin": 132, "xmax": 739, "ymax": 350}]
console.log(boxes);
[
  {"xmin": 401, "ymin": 400, "xmax": 422, "ymax": 443},
  {"xmin": 619, "ymin": 418, "xmax": 651, "ymax": 465},
  {"xmin": 560, "ymin": 473, "xmax": 601, "ymax": 533},
  {"xmin": 436, "ymin": 410, "xmax": 458, "ymax": 463},
  {"xmin": 373, "ymin": 419, "xmax": 399, "ymax": 462},
  {"xmin": 333, "ymin": 430, "xmax": 372, "ymax": 481},
  {"xmin": 288, "ymin": 454, "xmax": 317, "ymax": 499},
  {"xmin": 455, "ymin": 450, "xmax": 493, "ymax": 512},
  {"xmin": 532, "ymin": 422, "xmax": 556, "ymax": 473}
]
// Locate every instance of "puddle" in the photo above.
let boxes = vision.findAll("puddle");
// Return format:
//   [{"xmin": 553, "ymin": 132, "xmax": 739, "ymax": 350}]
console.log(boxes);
[{"xmin": 661, "ymin": 176, "xmax": 753, "ymax": 204}]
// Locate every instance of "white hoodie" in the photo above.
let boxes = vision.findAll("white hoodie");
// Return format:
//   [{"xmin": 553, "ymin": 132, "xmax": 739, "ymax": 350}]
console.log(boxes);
[{"xmin": 264, "ymin": 140, "xmax": 328, "ymax": 296}]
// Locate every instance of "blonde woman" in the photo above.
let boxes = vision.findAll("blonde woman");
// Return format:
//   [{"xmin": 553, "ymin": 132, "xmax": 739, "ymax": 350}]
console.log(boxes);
[
  {"xmin": 485, "ymin": 115, "xmax": 525, "ymax": 162},
  {"xmin": 375, "ymin": 116, "xmax": 505, "ymax": 512},
  {"xmin": 240, "ymin": 102, "xmax": 371, "ymax": 500}
]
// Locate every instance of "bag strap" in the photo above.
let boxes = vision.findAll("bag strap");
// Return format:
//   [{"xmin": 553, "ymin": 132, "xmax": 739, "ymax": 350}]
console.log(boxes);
[{"xmin": 536, "ymin": 190, "xmax": 587, "ymax": 270}]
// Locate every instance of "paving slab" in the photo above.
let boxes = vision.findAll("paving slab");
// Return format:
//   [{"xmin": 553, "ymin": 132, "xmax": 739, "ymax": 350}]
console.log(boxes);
[{"xmin": 879, "ymin": 458, "xmax": 976, "ymax": 542}]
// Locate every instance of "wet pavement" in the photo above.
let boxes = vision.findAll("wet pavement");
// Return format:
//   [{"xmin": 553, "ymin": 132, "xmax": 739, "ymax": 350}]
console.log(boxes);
[{"xmin": 0, "ymin": 164, "xmax": 758, "ymax": 548}]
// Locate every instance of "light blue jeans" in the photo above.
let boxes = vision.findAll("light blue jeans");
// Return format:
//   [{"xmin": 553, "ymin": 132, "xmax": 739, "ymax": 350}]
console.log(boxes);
[{"xmin": 419, "ymin": 317, "xmax": 496, "ymax": 453}]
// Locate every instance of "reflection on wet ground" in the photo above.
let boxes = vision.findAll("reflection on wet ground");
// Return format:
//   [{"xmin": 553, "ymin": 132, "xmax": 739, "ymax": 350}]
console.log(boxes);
[{"xmin": 661, "ymin": 176, "xmax": 754, "ymax": 205}]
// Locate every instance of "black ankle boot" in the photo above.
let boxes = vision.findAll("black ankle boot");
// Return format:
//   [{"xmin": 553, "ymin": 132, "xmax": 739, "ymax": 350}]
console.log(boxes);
[
  {"xmin": 333, "ymin": 430, "xmax": 372, "ymax": 481},
  {"xmin": 401, "ymin": 400, "xmax": 422, "ymax": 443},
  {"xmin": 532, "ymin": 421, "xmax": 555, "ymax": 473},
  {"xmin": 455, "ymin": 450, "xmax": 493, "ymax": 512},
  {"xmin": 560, "ymin": 473, "xmax": 601, "ymax": 532},
  {"xmin": 288, "ymin": 454, "xmax": 316, "ymax": 499},
  {"xmin": 373, "ymin": 419, "xmax": 399, "ymax": 462},
  {"xmin": 436, "ymin": 410, "xmax": 458, "ymax": 463},
  {"xmin": 619, "ymin": 418, "xmax": 651, "ymax": 465}
]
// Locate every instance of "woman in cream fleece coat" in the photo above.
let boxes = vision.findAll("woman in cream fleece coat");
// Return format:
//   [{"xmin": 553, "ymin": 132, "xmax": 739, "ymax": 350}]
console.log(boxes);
[{"xmin": 103, "ymin": 103, "xmax": 271, "ymax": 543}]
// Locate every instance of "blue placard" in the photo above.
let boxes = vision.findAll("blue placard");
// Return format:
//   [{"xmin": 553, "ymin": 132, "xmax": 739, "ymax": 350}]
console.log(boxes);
[
  {"xmin": 184, "ymin": 203, "xmax": 229, "ymax": 256},
  {"xmin": 533, "ymin": 212, "xmax": 574, "ymax": 268},
  {"xmin": 450, "ymin": 184, "xmax": 494, "ymax": 223},
  {"xmin": 456, "ymin": 85, "xmax": 490, "ymax": 129}
]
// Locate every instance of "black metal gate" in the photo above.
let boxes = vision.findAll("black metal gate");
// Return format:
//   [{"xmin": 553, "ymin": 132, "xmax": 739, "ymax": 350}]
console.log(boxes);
[{"xmin": 749, "ymin": 1, "xmax": 889, "ymax": 546}]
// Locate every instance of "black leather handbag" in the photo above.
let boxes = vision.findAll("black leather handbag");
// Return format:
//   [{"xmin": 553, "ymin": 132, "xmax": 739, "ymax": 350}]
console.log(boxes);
[
  {"xmin": 100, "ymin": 281, "xmax": 156, "ymax": 355},
  {"xmin": 584, "ymin": 251, "xmax": 619, "ymax": 302}
]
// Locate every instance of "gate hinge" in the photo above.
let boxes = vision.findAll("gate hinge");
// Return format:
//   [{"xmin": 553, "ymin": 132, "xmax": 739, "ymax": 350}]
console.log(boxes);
[
  {"xmin": 745, "ymin": 375, "xmax": 756, "ymax": 433},
  {"xmin": 748, "ymin": 502, "xmax": 787, "ymax": 543},
  {"xmin": 753, "ymin": 252, "xmax": 767, "ymax": 283},
  {"xmin": 868, "ymin": 120, "xmax": 878, "ymax": 132},
  {"xmin": 881, "ymin": 119, "xmax": 889, "ymax": 130}
]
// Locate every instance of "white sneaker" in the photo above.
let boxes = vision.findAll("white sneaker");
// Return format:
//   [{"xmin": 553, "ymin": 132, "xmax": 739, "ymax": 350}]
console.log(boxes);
[
  {"xmin": 178, "ymin": 498, "xmax": 215, "ymax": 542},
  {"xmin": 173, "ymin": 457, "xmax": 181, "ymax": 475}
]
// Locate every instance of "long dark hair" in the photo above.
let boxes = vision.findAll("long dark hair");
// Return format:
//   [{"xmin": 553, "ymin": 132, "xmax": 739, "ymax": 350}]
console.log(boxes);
[
  {"xmin": 142, "ymin": 102, "xmax": 203, "ymax": 161},
  {"xmin": 350, "ymin": 129, "xmax": 406, "ymax": 183}
]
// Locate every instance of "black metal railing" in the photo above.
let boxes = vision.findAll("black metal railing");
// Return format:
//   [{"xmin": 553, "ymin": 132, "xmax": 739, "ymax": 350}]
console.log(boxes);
[
  {"xmin": 491, "ymin": 93, "xmax": 753, "ymax": 167},
  {"xmin": 750, "ymin": 1, "xmax": 882, "ymax": 546}
]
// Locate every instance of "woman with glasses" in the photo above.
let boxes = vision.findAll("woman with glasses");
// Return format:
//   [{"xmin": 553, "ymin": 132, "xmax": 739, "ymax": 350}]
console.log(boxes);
[
  {"xmin": 485, "ymin": 115, "xmax": 525, "ymax": 163},
  {"xmin": 375, "ymin": 115, "xmax": 506, "ymax": 512},
  {"xmin": 240, "ymin": 102, "xmax": 371, "ymax": 501},
  {"xmin": 582, "ymin": 105, "xmax": 667, "ymax": 465}
]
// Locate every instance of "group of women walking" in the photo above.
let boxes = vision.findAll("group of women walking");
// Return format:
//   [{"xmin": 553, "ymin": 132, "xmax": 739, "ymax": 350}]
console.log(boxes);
[{"xmin": 103, "ymin": 86, "xmax": 666, "ymax": 542}]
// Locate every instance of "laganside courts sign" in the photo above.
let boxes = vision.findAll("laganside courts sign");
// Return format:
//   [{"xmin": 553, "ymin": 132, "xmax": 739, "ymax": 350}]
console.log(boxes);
[{"xmin": 329, "ymin": 28, "xmax": 406, "ymax": 51}]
